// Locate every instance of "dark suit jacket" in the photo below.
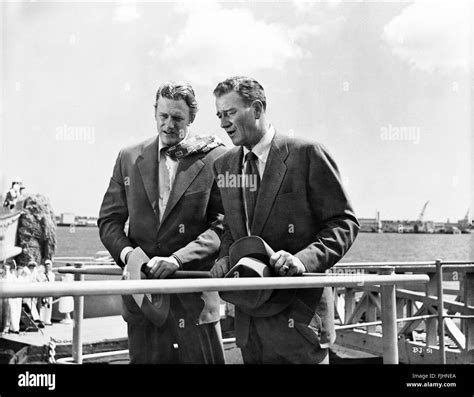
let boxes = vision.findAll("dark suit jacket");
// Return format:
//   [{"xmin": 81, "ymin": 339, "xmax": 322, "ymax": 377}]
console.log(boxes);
[
  {"xmin": 98, "ymin": 135, "xmax": 227, "ymax": 325},
  {"xmin": 213, "ymin": 133, "xmax": 359, "ymax": 346}
]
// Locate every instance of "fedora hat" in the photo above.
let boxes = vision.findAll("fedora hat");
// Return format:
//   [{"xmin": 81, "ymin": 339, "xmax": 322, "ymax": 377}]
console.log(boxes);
[
  {"xmin": 121, "ymin": 247, "xmax": 170, "ymax": 327},
  {"xmin": 220, "ymin": 236, "xmax": 295, "ymax": 315}
]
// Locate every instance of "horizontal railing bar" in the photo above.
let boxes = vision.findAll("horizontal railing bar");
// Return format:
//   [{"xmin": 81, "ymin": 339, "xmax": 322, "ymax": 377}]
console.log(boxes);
[
  {"xmin": 53, "ymin": 257, "xmax": 97, "ymax": 261},
  {"xmin": 336, "ymin": 314, "xmax": 439, "ymax": 331},
  {"xmin": 56, "ymin": 266, "xmax": 212, "ymax": 279},
  {"xmin": 338, "ymin": 261, "xmax": 474, "ymax": 266},
  {"xmin": 57, "ymin": 266, "xmax": 121, "ymax": 275},
  {"xmin": 0, "ymin": 274, "xmax": 429, "ymax": 298},
  {"xmin": 337, "ymin": 313, "xmax": 474, "ymax": 332}
]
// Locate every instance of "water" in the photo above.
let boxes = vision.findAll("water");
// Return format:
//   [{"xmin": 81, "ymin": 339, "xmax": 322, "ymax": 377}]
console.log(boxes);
[
  {"xmin": 55, "ymin": 227, "xmax": 474, "ymax": 262},
  {"xmin": 342, "ymin": 232, "xmax": 474, "ymax": 263},
  {"xmin": 56, "ymin": 226, "xmax": 107, "ymax": 258}
]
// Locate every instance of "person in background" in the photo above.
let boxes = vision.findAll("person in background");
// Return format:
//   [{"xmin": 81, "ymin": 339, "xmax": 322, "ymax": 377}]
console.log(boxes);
[
  {"xmin": 24, "ymin": 261, "xmax": 43, "ymax": 327},
  {"xmin": 3, "ymin": 260, "xmax": 22, "ymax": 334},
  {"xmin": 39, "ymin": 259, "xmax": 55, "ymax": 326},
  {"xmin": 1, "ymin": 263, "xmax": 9, "ymax": 334},
  {"xmin": 3, "ymin": 180, "xmax": 21, "ymax": 210},
  {"xmin": 18, "ymin": 186, "xmax": 27, "ymax": 200},
  {"xmin": 6, "ymin": 259, "xmax": 22, "ymax": 334},
  {"xmin": 58, "ymin": 264, "xmax": 74, "ymax": 324}
]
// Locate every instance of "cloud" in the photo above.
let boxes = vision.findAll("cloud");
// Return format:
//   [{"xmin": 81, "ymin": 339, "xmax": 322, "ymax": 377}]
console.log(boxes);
[
  {"xmin": 292, "ymin": 0, "xmax": 342, "ymax": 13},
  {"xmin": 383, "ymin": 1, "xmax": 471, "ymax": 72},
  {"xmin": 158, "ymin": 2, "xmax": 320, "ymax": 85},
  {"xmin": 113, "ymin": 3, "xmax": 140, "ymax": 22}
]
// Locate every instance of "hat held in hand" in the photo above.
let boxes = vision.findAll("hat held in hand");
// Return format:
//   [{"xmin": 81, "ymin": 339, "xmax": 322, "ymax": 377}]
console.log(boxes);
[{"xmin": 221, "ymin": 236, "xmax": 295, "ymax": 315}]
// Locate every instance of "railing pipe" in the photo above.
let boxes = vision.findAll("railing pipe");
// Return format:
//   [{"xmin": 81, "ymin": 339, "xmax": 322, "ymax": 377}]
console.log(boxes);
[
  {"xmin": 0, "ymin": 274, "xmax": 429, "ymax": 298},
  {"xmin": 380, "ymin": 267, "xmax": 398, "ymax": 364},
  {"xmin": 72, "ymin": 263, "xmax": 84, "ymax": 364},
  {"xmin": 436, "ymin": 259, "xmax": 446, "ymax": 364}
]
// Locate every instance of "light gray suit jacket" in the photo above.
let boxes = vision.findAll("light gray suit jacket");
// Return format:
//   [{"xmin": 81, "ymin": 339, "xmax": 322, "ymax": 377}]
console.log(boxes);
[{"xmin": 98, "ymin": 135, "xmax": 227, "ymax": 325}]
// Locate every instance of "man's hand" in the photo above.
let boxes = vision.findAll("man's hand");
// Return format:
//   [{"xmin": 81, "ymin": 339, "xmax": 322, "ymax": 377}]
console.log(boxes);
[
  {"xmin": 146, "ymin": 256, "xmax": 180, "ymax": 279},
  {"xmin": 269, "ymin": 251, "xmax": 306, "ymax": 276},
  {"xmin": 210, "ymin": 256, "xmax": 230, "ymax": 278}
]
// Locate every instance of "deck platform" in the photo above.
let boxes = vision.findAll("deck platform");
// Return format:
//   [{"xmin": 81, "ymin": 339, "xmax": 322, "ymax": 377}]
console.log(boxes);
[{"xmin": 0, "ymin": 316, "xmax": 128, "ymax": 363}]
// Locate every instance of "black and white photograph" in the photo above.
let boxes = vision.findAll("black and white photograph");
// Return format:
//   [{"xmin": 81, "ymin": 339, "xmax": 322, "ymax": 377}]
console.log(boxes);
[{"xmin": 0, "ymin": 0, "xmax": 473, "ymax": 395}]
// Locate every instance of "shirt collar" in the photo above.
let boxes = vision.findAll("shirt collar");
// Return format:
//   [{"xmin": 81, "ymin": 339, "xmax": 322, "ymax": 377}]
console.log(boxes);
[
  {"xmin": 158, "ymin": 131, "xmax": 190, "ymax": 153},
  {"xmin": 242, "ymin": 125, "xmax": 275, "ymax": 162}
]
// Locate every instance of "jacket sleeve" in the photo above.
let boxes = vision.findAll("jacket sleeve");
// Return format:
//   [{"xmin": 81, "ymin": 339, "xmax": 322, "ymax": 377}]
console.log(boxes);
[
  {"xmin": 294, "ymin": 144, "xmax": 360, "ymax": 273},
  {"xmin": 97, "ymin": 150, "xmax": 132, "ymax": 268}
]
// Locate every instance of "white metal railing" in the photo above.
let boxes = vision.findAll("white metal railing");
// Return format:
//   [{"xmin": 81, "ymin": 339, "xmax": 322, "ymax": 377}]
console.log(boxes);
[{"xmin": 0, "ymin": 266, "xmax": 429, "ymax": 365}]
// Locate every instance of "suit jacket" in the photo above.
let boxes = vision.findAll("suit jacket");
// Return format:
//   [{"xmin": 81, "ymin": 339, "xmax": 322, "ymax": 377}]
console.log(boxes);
[
  {"xmin": 213, "ymin": 133, "xmax": 359, "ymax": 346},
  {"xmin": 98, "ymin": 135, "xmax": 227, "ymax": 325}
]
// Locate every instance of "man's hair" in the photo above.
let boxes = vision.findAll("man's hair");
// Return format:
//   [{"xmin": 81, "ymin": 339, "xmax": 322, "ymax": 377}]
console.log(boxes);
[
  {"xmin": 155, "ymin": 81, "xmax": 198, "ymax": 123},
  {"xmin": 213, "ymin": 76, "xmax": 266, "ymax": 110}
]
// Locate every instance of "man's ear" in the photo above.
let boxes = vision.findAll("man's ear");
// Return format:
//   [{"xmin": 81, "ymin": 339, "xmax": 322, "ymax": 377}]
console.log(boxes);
[{"xmin": 251, "ymin": 101, "xmax": 264, "ymax": 120}]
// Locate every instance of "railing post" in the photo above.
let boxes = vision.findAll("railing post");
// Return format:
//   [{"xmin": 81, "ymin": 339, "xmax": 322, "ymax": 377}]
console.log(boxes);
[
  {"xmin": 344, "ymin": 288, "xmax": 355, "ymax": 325},
  {"xmin": 464, "ymin": 270, "xmax": 474, "ymax": 354},
  {"xmin": 366, "ymin": 291, "xmax": 378, "ymax": 333},
  {"xmin": 380, "ymin": 267, "xmax": 398, "ymax": 364},
  {"xmin": 425, "ymin": 272, "xmax": 438, "ymax": 346},
  {"xmin": 72, "ymin": 263, "xmax": 84, "ymax": 364},
  {"xmin": 436, "ymin": 259, "xmax": 446, "ymax": 364}
]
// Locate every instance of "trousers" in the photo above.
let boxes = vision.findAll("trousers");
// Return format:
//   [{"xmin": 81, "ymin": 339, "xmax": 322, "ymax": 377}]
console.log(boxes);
[{"xmin": 125, "ymin": 294, "xmax": 225, "ymax": 364}]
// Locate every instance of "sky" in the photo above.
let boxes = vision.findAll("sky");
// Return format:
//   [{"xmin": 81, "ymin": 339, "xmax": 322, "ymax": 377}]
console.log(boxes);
[{"xmin": 0, "ymin": 0, "xmax": 472, "ymax": 222}]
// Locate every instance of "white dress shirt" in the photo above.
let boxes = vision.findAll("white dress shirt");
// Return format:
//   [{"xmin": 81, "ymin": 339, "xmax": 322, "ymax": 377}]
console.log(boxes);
[{"xmin": 241, "ymin": 125, "xmax": 275, "ymax": 178}]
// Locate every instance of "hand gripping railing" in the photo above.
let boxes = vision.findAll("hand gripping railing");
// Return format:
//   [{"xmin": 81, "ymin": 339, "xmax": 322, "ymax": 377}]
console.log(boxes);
[{"xmin": 0, "ymin": 264, "xmax": 428, "ymax": 364}]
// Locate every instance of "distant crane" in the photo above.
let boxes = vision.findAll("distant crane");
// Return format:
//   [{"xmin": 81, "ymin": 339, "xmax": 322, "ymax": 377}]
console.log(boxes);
[
  {"xmin": 415, "ymin": 201, "xmax": 430, "ymax": 233},
  {"xmin": 417, "ymin": 201, "xmax": 430, "ymax": 223},
  {"xmin": 458, "ymin": 208, "xmax": 471, "ymax": 233}
]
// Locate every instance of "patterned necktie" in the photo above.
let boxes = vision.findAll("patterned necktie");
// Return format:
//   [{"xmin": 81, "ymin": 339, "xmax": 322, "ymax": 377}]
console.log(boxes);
[{"xmin": 243, "ymin": 151, "xmax": 260, "ymax": 229}]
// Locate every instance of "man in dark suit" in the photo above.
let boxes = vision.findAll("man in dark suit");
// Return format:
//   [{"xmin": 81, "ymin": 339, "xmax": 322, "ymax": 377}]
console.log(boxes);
[
  {"xmin": 211, "ymin": 76, "xmax": 359, "ymax": 364},
  {"xmin": 98, "ymin": 82, "xmax": 226, "ymax": 364}
]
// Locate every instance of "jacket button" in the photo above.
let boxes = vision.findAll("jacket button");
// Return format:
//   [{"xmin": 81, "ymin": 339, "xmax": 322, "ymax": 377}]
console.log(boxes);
[{"xmin": 156, "ymin": 241, "xmax": 161, "ymax": 249}]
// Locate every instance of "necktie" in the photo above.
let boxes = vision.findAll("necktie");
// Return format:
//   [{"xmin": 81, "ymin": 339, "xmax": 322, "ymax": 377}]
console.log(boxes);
[{"xmin": 243, "ymin": 151, "xmax": 260, "ymax": 229}]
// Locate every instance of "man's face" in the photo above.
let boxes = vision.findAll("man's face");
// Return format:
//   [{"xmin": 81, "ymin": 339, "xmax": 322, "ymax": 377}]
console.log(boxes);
[
  {"xmin": 215, "ymin": 91, "xmax": 261, "ymax": 148},
  {"xmin": 45, "ymin": 263, "xmax": 52, "ymax": 272},
  {"xmin": 155, "ymin": 97, "xmax": 191, "ymax": 147}
]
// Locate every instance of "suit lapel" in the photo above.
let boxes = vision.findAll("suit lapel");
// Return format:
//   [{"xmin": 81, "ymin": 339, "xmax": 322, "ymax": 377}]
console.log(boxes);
[
  {"xmin": 159, "ymin": 155, "xmax": 205, "ymax": 228},
  {"xmin": 136, "ymin": 137, "xmax": 159, "ymax": 222},
  {"xmin": 221, "ymin": 148, "xmax": 247, "ymax": 238},
  {"xmin": 251, "ymin": 133, "xmax": 289, "ymax": 235}
]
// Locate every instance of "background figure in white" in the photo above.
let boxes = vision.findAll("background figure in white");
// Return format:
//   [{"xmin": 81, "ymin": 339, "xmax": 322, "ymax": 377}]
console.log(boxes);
[
  {"xmin": 23, "ymin": 262, "xmax": 41, "ymax": 325},
  {"xmin": 39, "ymin": 260, "xmax": 55, "ymax": 325},
  {"xmin": 1, "ymin": 264, "xmax": 9, "ymax": 333},
  {"xmin": 59, "ymin": 265, "xmax": 74, "ymax": 324},
  {"xmin": 5, "ymin": 261, "xmax": 22, "ymax": 333}
]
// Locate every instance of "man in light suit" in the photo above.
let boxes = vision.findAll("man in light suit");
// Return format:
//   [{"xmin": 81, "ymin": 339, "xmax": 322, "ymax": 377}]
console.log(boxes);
[
  {"xmin": 211, "ymin": 76, "xmax": 359, "ymax": 364},
  {"xmin": 98, "ymin": 82, "xmax": 226, "ymax": 364}
]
